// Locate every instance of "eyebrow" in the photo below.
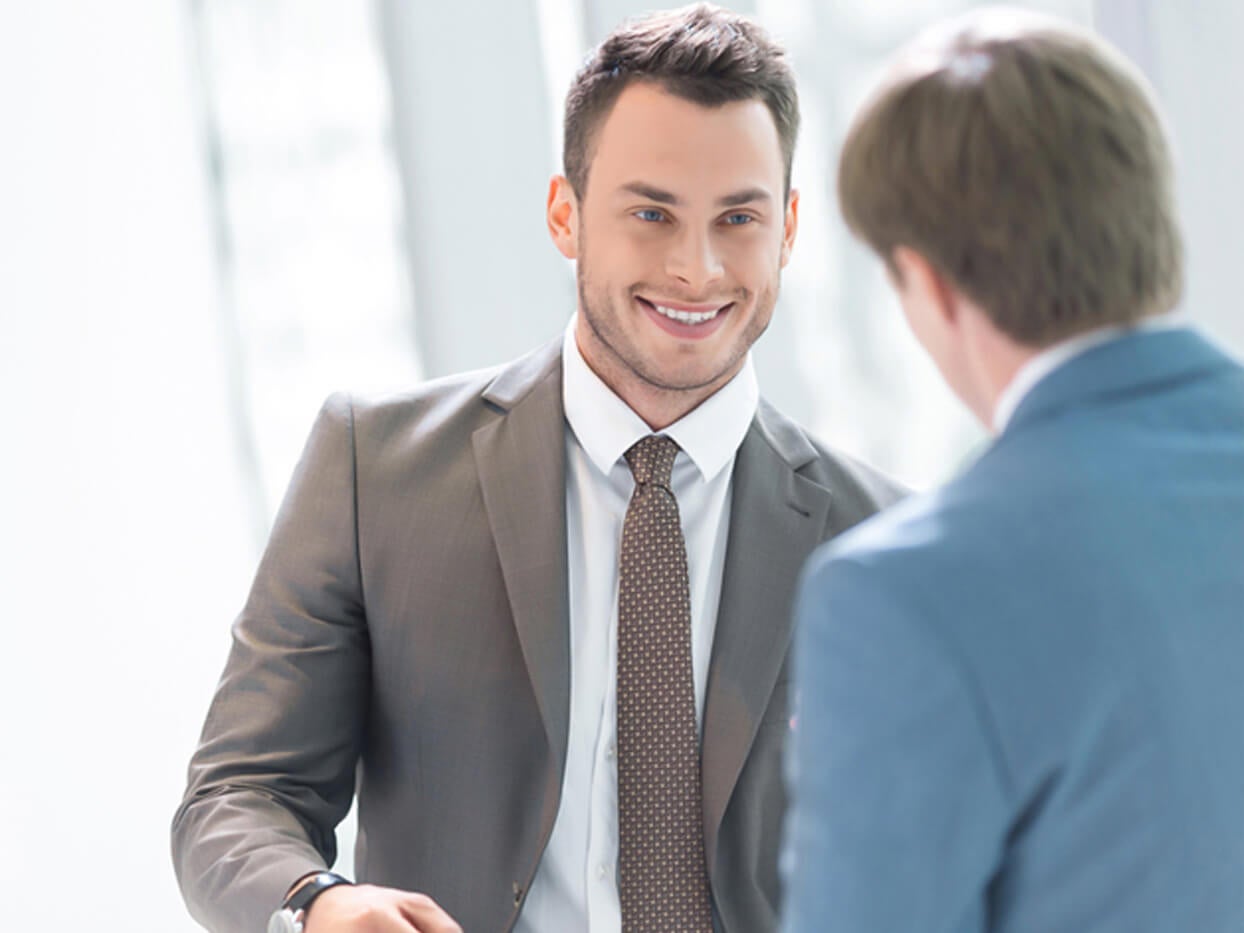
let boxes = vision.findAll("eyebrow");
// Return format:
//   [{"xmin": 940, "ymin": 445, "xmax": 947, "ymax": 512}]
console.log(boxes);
[
  {"xmin": 717, "ymin": 187, "xmax": 773, "ymax": 207},
  {"xmin": 619, "ymin": 182, "xmax": 773, "ymax": 208}
]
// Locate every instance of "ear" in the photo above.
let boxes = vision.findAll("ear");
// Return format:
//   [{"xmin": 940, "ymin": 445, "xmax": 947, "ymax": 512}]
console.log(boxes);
[
  {"xmin": 780, "ymin": 189, "xmax": 799, "ymax": 268},
  {"xmin": 547, "ymin": 175, "xmax": 580, "ymax": 260},
  {"xmin": 890, "ymin": 246, "xmax": 959, "ymax": 329}
]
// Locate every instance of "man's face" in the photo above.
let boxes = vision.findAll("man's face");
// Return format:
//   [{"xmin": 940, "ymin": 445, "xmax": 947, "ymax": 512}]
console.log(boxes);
[{"xmin": 549, "ymin": 81, "xmax": 798, "ymax": 417}]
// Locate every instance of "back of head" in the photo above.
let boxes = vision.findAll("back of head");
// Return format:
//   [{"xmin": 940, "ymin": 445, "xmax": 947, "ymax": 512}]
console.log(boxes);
[
  {"xmin": 838, "ymin": 7, "xmax": 1183, "ymax": 346},
  {"xmin": 563, "ymin": 2, "xmax": 799, "ymax": 198}
]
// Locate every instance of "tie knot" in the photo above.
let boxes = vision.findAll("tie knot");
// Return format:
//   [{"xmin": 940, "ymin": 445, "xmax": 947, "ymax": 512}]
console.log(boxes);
[{"xmin": 625, "ymin": 434, "xmax": 679, "ymax": 489}]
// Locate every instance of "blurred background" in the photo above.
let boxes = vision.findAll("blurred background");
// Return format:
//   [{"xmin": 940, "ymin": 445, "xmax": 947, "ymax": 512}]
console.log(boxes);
[{"xmin": 2, "ymin": 0, "xmax": 1240, "ymax": 929}]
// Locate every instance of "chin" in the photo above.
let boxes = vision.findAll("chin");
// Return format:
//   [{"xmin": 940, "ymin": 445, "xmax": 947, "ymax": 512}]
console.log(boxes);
[{"xmin": 640, "ymin": 354, "xmax": 740, "ymax": 394}]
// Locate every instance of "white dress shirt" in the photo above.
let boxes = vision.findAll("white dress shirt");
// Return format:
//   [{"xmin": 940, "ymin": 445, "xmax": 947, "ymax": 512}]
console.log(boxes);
[{"xmin": 514, "ymin": 317, "xmax": 759, "ymax": 933}]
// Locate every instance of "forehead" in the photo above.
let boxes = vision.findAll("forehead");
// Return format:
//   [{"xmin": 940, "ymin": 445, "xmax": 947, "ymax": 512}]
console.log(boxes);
[{"xmin": 586, "ymin": 82, "xmax": 785, "ymax": 200}]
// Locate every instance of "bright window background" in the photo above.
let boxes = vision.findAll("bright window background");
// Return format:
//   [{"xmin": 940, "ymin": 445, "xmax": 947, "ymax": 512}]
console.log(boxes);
[{"xmin": 2, "ymin": 1, "xmax": 1240, "ymax": 929}]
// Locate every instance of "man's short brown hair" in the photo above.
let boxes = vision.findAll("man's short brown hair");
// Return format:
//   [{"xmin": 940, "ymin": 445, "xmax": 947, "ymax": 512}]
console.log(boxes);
[
  {"xmin": 838, "ymin": 10, "xmax": 1183, "ymax": 346},
  {"xmin": 563, "ymin": 3, "xmax": 799, "ymax": 198}
]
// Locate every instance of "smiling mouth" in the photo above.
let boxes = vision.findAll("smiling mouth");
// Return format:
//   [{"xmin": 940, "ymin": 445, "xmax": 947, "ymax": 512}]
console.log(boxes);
[{"xmin": 637, "ymin": 297, "xmax": 732, "ymax": 325}]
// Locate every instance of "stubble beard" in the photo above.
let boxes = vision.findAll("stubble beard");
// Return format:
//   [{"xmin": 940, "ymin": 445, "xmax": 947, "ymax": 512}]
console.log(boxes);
[{"xmin": 575, "ymin": 250, "xmax": 779, "ymax": 399}]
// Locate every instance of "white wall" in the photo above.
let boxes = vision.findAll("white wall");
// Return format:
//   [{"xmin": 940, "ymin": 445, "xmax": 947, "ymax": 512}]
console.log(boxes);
[
  {"xmin": 1097, "ymin": 0, "xmax": 1244, "ymax": 353},
  {"xmin": 1, "ymin": 3, "xmax": 253, "ymax": 930}
]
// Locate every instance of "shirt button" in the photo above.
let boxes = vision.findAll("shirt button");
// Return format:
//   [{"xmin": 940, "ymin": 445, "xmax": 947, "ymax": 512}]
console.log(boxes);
[
  {"xmin": 598, "ymin": 863, "xmax": 610, "ymax": 881},
  {"xmin": 606, "ymin": 743, "xmax": 616, "ymax": 759}
]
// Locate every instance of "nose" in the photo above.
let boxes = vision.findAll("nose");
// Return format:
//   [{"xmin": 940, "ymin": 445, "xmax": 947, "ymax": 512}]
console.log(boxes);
[{"xmin": 664, "ymin": 225, "xmax": 725, "ymax": 294}]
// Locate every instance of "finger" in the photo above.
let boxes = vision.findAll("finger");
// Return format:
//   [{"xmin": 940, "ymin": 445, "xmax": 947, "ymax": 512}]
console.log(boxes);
[{"xmin": 398, "ymin": 892, "xmax": 463, "ymax": 933}]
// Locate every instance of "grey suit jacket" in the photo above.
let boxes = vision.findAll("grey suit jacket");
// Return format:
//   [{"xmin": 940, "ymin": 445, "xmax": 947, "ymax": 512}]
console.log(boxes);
[{"xmin": 172, "ymin": 339, "xmax": 902, "ymax": 933}]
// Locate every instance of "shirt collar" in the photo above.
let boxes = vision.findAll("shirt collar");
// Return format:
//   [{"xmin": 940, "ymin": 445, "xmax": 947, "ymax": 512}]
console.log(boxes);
[
  {"xmin": 561, "ymin": 315, "xmax": 758, "ymax": 483},
  {"xmin": 991, "ymin": 319, "xmax": 1174, "ymax": 433}
]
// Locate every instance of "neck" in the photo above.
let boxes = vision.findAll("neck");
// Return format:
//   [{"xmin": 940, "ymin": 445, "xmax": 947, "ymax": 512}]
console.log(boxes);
[
  {"xmin": 572, "ymin": 327, "xmax": 735, "ymax": 432},
  {"xmin": 587, "ymin": 360, "xmax": 730, "ymax": 432},
  {"xmin": 959, "ymin": 306, "xmax": 1039, "ymax": 429},
  {"xmin": 623, "ymin": 389, "xmax": 718, "ymax": 433}
]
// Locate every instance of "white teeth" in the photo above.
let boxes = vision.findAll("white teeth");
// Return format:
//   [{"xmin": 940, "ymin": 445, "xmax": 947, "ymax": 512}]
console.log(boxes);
[{"xmin": 652, "ymin": 303, "xmax": 720, "ymax": 324}]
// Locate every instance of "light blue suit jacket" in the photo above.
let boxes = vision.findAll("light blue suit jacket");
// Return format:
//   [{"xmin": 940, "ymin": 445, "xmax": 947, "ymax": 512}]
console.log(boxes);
[{"xmin": 782, "ymin": 327, "xmax": 1244, "ymax": 932}]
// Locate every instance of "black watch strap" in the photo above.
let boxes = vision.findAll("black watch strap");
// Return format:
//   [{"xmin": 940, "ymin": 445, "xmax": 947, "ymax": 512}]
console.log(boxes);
[{"xmin": 283, "ymin": 871, "xmax": 352, "ymax": 914}]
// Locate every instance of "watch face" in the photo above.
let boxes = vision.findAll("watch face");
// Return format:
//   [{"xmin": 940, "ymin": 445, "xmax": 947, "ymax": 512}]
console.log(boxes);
[{"xmin": 267, "ymin": 909, "xmax": 299, "ymax": 933}]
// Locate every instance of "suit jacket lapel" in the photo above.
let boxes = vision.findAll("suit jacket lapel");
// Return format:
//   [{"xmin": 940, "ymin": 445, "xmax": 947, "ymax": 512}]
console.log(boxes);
[
  {"xmin": 472, "ymin": 341, "xmax": 572, "ymax": 782},
  {"xmin": 470, "ymin": 349, "xmax": 840, "ymax": 874},
  {"xmin": 701, "ymin": 403, "xmax": 833, "ymax": 872}
]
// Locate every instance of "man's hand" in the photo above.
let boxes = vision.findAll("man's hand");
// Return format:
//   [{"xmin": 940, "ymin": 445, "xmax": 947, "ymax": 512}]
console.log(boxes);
[{"xmin": 303, "ymin": 883, "xmax": 463, "ymax": 932}]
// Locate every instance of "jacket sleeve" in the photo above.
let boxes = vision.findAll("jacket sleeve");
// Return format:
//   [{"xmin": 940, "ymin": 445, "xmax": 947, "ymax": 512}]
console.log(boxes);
[{"xmin": 172, "ymin": 392, "xmax": 370, "ymax": 933}]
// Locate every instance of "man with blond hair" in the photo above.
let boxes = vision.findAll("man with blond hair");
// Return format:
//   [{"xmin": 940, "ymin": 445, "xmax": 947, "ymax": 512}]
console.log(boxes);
[{"xmin": 783, "ymin": 9, "xmax": 1244, "ymax": 933}]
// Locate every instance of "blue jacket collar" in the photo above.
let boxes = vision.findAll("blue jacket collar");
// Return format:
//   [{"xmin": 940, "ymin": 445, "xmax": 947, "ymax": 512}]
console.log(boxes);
[{"xmin": 1005, "ymin": 326, "xmax": 1238, "ymax": 435}]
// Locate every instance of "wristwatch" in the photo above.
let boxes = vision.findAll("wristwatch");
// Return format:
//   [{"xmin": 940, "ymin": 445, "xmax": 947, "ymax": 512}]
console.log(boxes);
[{"xmin": 267, "ymin": 871, "xmax": 353, "ymax": 933}]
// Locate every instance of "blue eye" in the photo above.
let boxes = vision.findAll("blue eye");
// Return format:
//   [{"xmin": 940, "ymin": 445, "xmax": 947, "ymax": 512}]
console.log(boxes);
[
  {"xmin": 724, "ymin": 213, "xmax": 754, "ymax": 226},
  {"xmin": 635, "ymin": 208, "xmax": 665, "ymax": 223}
]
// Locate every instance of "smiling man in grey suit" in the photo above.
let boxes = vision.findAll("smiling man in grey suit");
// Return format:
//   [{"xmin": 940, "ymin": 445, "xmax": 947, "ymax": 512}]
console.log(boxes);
[
  {"xmin": 173, "ymin": 6, "xmax": 900, "ymax": 933},
  {"xmin": 783, "ymin": 9, "xmax": 1244, "ymax": 933}
]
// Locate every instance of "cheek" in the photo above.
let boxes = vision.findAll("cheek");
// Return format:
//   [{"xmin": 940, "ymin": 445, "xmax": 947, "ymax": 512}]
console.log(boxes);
[
  {"xmin": 722, "ymin": 233, "xmax": 782, "ymax": 281},
  {"xmin": 581, "ymin": 236, "xmax": 649, "ymax": 284}
]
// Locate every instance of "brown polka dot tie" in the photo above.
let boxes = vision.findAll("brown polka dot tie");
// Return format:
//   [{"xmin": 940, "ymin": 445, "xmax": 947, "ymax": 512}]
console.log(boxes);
[{"xmin": 617, "ymin": 434, "xmax": 714, "ymax": 933}]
